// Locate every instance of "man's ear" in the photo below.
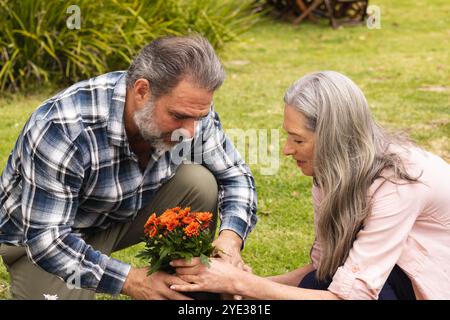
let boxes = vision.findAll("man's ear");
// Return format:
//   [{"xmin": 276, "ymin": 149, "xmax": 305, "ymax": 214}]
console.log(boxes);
[{"xmin": 133, "ymin": 79, "xmax": 151, "ymax": 104}]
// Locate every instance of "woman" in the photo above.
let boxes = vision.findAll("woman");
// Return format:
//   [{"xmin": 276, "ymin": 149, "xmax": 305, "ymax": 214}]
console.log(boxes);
[{"xmin": 170, "ymin": 71, "xmax": 450, "ymax": 299}]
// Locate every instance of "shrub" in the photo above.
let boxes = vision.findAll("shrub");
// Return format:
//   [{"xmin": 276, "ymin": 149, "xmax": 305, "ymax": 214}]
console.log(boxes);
[{"xmin": 0, "ymin": 0, "xmax": 259, "ymax": 92}]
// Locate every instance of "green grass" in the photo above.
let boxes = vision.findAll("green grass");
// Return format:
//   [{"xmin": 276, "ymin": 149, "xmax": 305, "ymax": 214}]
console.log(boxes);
[{"xmin": 0, "ymin": 0, "xmax": 449, "ymax": 299}]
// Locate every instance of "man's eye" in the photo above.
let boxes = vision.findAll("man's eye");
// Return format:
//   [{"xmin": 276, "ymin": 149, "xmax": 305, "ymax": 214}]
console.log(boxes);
[
  {"xmin": 173, "ymin": 114, "xmax": 185, "ymax": 120},
  {"xmin": 172, "ymin": 114, "xmax": 207, "ymax": 121},
  {"xmin": 294, "ymin": 140, "xmax": 303, "ymax": 144}
]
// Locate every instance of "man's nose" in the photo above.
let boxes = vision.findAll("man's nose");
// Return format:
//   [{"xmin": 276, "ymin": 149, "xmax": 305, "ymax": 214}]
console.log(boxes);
[{"xmin": 182, "ymin": 119, "xmax": 196, "ymax": 139}]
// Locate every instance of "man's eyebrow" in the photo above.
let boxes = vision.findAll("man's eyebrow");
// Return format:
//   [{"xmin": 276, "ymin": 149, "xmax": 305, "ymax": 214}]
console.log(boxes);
[{"xmin": 169, "ymin": 111, "xmax": 209, "ymax": 120}]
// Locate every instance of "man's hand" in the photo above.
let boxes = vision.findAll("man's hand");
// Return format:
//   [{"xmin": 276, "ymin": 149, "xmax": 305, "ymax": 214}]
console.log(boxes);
[
  {"xmin": 212, "ymin": 230, "xmax": 244, "ymax": 267},
  {"xmin": 121, "ymin": 267, "xmax": 192, "ymax": 300}
]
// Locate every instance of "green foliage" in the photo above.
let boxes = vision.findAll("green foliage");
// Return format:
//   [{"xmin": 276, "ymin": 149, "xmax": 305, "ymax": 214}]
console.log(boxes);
[{"xmin": 0, "ymin": 0, "xmax": 259, "ymax": 92}]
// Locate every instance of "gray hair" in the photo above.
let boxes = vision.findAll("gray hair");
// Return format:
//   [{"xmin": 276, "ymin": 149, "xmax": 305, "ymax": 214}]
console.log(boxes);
[
  {"xmin": 284, "ymin": 71, "xmax": 418, "ymax": 280},
  {"xmin": 126, "ymin": 35, "xmax": 225, "ymax": 98}
]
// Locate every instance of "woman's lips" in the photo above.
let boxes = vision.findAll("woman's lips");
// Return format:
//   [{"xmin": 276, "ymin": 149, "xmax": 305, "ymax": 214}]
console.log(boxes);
[{"xmin": 297, "ymin": 160, "xmax": 306, "ymax": 167}]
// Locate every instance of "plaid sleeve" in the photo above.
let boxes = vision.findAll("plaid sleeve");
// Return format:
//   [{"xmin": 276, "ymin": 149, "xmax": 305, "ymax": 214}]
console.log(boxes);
[
  {"xmin": 194, "ymin": 107, "xmax": 258, "ymax": 242},
  {"xmin": 20, "ymin": 119, "xmax": 130, "ymax": 295}
]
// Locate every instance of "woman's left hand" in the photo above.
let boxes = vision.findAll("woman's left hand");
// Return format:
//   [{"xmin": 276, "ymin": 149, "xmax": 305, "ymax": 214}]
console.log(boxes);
[{"xmin": 170, "ymin": 257, "xmax": 244, "ymax": 295}]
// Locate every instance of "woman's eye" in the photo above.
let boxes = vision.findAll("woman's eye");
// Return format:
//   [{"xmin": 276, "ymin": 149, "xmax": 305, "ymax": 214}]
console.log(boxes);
[{"xmin": 294, "ymin": 140, "xmax": 303, "ymax": 144}]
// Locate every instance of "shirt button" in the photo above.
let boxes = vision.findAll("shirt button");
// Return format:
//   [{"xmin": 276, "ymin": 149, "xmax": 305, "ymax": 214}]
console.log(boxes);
[{"xmin": 351, "ymin": 265, "xmax": 360, "ymax": 273}]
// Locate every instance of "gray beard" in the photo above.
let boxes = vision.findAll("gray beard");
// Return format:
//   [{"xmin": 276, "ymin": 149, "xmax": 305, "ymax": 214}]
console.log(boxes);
[{"xmin": 133, "ymin": 100, "xmax": 173, "ymax": 154}]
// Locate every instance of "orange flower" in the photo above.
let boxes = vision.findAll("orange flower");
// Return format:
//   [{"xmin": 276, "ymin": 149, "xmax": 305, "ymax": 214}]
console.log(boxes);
[
  {"xmin": 182, "ymin": 215, "xmax": 195, "ymax": 225},
  {"xmin": 144, "ymin": 213, "xmax": 159, "ymax": 237},
  {"xmin": 172, "ymin": 207, "xmax": 181, "ymax": 213},
  {"xmin": 143, "ymin": 207, "xmax": 213, "ymax": 237},
  {"xmin": 146, "ymin": 225, "xmax": 158, "ymax": 238},
  {"xmin": 159, "ymin": 210, "xmax": 179, "ymax": 231},
  {"xmin": 193, "ymin": 212, "xmax": 212, "ymax": 230},
  {"xmin": 183, "ymin": 221, "xmax": 200, "ymax": 238},
  {"xmin": 144, "ymin": 213, "xmax": 157, "ymax": 228},
  {"xmin": 195, "ymin": 212, "xmax": 212, "ymax": 223},
  {"xmin": 166, "ymin": 219, "xmax": 179, "ymax": 232},
  {"xmin": 200, "ymin": 221, "xmax": 210, "ymax": 230},
  {"xmin": 177, "ymin": 207, "xmax": 191, "ymax": 219}
]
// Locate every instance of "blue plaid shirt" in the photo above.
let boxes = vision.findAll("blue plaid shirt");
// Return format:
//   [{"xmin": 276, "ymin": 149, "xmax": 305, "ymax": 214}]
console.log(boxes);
[{"xmin": 0, "ymin": 71, "xmax": 257, "ymax": 295}]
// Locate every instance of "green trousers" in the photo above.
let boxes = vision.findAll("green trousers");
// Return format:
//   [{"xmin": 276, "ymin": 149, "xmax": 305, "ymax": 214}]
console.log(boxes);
[{"xmin": 0, "ymin": 164, "xmax": 218, "ymax": 300}]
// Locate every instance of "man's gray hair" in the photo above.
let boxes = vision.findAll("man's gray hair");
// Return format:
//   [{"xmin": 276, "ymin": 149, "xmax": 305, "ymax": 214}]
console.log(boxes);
[{"xmin": 126, "ymin": 35, "xmax": 225, "ymax": 98}]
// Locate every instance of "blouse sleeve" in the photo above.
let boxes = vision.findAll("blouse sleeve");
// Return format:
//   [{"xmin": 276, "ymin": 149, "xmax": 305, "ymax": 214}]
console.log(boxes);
[{"xmin": 327, "ymin": 179, "xmax": 426, "ymax": 299}]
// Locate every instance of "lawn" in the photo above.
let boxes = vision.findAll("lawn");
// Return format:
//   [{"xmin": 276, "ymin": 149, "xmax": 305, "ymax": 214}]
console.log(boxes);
[{"xmin": 0, "ymin": 0, "xmax": 449, "ymax": 299}]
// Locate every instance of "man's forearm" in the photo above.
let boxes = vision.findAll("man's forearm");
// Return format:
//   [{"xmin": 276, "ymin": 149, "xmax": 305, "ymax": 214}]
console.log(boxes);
[
  {"xmin": 121, "ymin": 267, "xmax": 139, "ymax": 298},
  {"xmin": 217, "ymin": 229, "xmax": 243, "ymax": 250}
]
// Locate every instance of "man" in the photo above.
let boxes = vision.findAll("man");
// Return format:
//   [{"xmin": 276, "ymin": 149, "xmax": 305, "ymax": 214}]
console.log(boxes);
[{"xmin": 0, "ymin": 35, "xmax": 257, "ymax": 299}]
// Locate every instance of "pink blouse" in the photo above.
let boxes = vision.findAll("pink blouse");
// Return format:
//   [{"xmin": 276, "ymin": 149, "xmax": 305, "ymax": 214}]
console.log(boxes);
[{"xmin": 310, "ymin": 147, "xmax": 450, "ymax": 299}]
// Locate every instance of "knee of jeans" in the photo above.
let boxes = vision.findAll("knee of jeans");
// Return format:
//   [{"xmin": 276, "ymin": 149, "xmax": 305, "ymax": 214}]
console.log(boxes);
[{"xmin": 177, "ymin": 164, "xmax": 218, "ymax": 210}]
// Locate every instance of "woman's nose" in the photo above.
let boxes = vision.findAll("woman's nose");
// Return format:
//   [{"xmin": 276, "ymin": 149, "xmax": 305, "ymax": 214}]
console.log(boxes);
[{"xmin": 283, "ymin": 142, "xmax": 294, "ymax": 156}]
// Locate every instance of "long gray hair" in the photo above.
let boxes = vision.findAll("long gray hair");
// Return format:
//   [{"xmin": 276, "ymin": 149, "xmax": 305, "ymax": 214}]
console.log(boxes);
[
  {"xmin": 284, "ymin": 71, "xmax": 419, "ymax": 280},
  {"xmin": 126, "ymin": 35, "xmax": 225, "ymax": 98}
]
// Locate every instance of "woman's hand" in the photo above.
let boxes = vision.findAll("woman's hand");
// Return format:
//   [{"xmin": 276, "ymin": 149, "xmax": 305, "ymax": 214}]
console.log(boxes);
[{"xmin": 170, "ymin": 257, "xmax": 245, "ymax": 295}]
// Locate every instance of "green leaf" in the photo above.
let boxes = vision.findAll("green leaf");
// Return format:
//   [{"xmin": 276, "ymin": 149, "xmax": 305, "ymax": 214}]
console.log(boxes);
[
  {"xmin": 200, "ymin": 254, "xmax": 210, "ymax": 267},
  {"xmin": 148, "ymin": 259, "xmax": 162, "ymax": 275}
]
